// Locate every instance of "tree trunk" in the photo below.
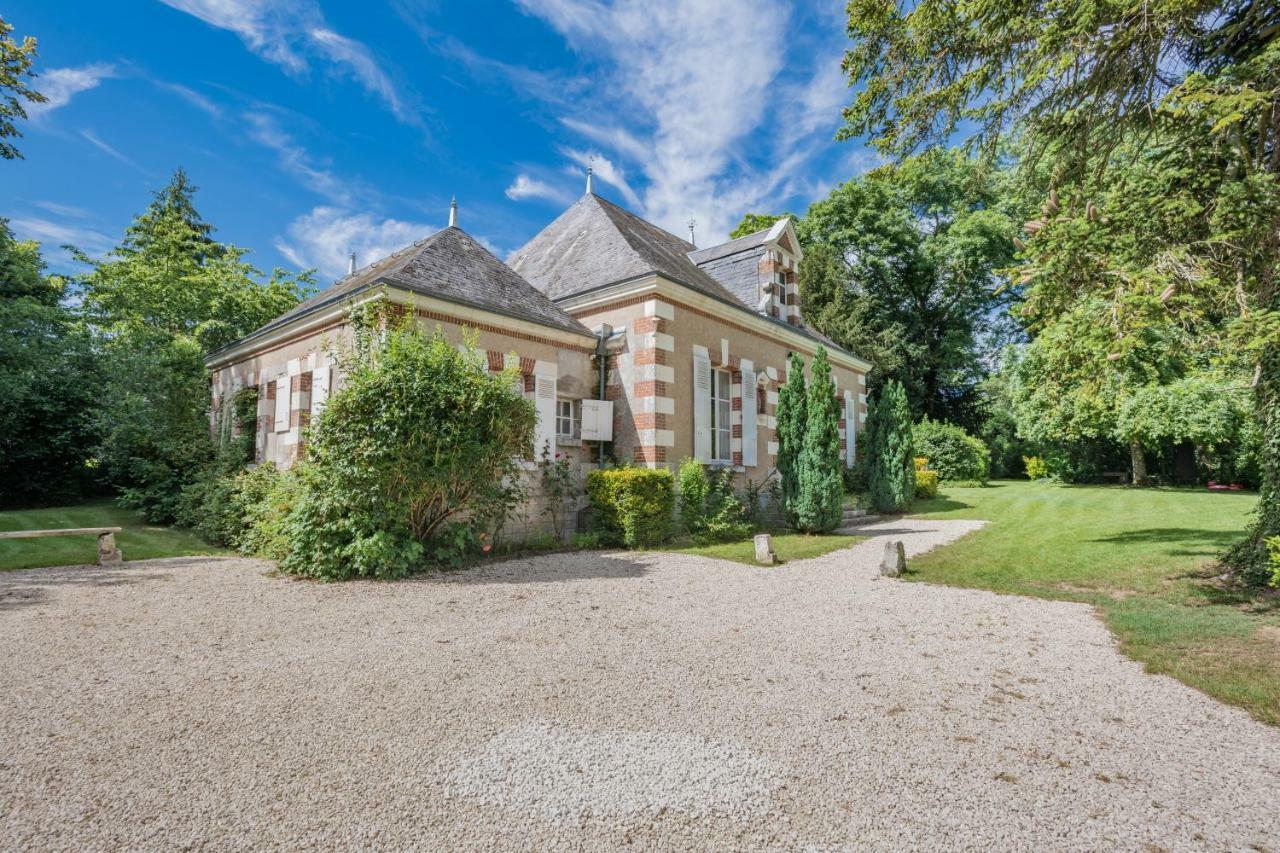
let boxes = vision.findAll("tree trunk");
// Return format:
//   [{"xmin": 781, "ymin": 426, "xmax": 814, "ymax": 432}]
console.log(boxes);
[{"xmin": 1129, "ymin": 439, "xmax": 1148, "ymax": 486}]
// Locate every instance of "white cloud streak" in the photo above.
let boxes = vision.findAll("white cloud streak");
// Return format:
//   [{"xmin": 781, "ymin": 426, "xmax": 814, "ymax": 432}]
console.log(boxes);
[
  {"xmin": 26, "ymin": 64, "xmax": 116, "ymax": 119},
  {"xmin": 505, "ymin": 173, "xmax": 573, "ymax": 205},
  {"xmin": 517, "ymin": 0, "xmax": 853, "ymax": 243},
  {"xmin": 559, "ymin": 147, "xmax": 640, "ymax": 208},
  {"xmin": 274, "ymin": 206, "xmax": 436, "ymax": 280},
  {"xmin": 244, "ymin": 111, "xmax": 349, "ymax": 203},
  {"xmin": 79, "ymin": 129, "xmax": 146, "ymax": 172},
  {"xmin": 159, "ymin": 0, "xmax": 417, "ymax": 123}
]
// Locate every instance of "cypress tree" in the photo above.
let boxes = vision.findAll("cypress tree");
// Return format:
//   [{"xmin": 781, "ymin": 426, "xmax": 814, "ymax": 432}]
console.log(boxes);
[
  {"xmin": 774, "ymin": 351, "xmax": 807, "ymax": 526},
  {"xmin": 866, "ymin": 379, "xmax": 915, "ymax": 513},
  {"xmin": 794, "ymin": 346, "xmax": 844, "ymax": 532}
]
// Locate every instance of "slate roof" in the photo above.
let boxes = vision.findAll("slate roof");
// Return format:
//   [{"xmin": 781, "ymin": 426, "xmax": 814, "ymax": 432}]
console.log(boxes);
[
  {"xmin": 508, "ymin": 193, "xmax": 746, "ymax": 306},
  {"xmin": 210, "ymin": 226, "xmax": 592, "ymax": 357},
  {"xmin": 687, "ymin": 226, "xmax": 773, "ymax": 266}
]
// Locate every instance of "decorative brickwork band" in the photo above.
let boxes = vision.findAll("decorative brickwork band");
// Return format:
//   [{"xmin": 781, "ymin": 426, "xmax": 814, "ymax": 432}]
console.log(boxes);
[{"xmin": 634, "ymin": 446, "xmax": 667, "ymax": 463}]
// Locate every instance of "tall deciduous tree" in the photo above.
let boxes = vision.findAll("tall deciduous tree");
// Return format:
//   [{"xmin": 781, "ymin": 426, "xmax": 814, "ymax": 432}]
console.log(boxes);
[
  {"xmin": 794, "ymin": 347, "xmax": 844, "ymax": 532},
  {"xmin": 78, "ymin": 170, "xmax": 312, "ymax": 520},
  {"xmin": 0, "ymin": 15, "xmax": 44, "ymax": 160},
  {"xmin": 774, "ymin": 351, "xmax": 807, "ymax": 526},
  {"xmin": 841, "ymin": 0, "xmax": 1280, "ymax": 579},
  {"xmin": 865, "ymin": 380, "xmax": 915, "ymax": 513},
  {"xmin": 0, "ymin": 220, "xmax": 98, "ymax": 504}
]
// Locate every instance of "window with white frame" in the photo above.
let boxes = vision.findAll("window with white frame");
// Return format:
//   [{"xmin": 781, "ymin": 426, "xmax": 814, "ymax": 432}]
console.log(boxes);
[
  {"xmin": 710, "ymin": 368, "xmax": 731, "ymax": 461},
  {"xmin": 556, "ymin": 398, "xmax": 580, "ymax": 439}
]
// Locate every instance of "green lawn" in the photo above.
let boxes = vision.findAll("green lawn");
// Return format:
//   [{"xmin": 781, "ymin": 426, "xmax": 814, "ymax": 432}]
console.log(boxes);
[
  {"xmin": 665, "ymin": 532, "xmax": 865, "ymax": 566},
  {"xmin": 910, "ymin": 480, "xmax": 1280, "ymax": 724},
  {"xmin": 0, "ymin": 503, "xmax": 226, "ymax": 571}
]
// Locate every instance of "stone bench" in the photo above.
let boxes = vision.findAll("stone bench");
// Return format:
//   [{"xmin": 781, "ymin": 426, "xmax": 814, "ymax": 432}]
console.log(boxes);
[{"xmin": 0, "ymin": 527, "xmax": 124, "ymax": 565}]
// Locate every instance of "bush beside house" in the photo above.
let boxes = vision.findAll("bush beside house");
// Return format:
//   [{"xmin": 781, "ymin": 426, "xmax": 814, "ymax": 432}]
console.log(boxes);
[
  {"xmin": 586, "ymin": 467, "xmax": 675, "ymax": 548},
  {"xmin": 913, "ymin": 417, "xmax": 990, "ymax": 483}
]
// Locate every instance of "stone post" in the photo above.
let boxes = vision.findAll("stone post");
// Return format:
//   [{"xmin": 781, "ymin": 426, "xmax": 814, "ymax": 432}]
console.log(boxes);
[
  {"xmin": 879, "ymin": 539, "xmax": 905, "ymax": 577},
  {"xmin": 753, "ymin": 533, "xmax": 777, "ymax": 565},
  {"xmin": 97, "ymin": 532, "xmax": 123, "ymax": 566}
]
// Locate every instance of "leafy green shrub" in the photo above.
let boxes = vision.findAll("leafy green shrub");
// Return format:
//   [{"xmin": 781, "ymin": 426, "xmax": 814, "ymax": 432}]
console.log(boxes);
[
  {"xmin": 865, "ymin": 380, "xmax": 915, "ymax": 512},
  {"xmin": 279, "ymin": 318, "xmax": 536, "ymax": 580},
  {"xmin": 585, "ymin": 467, "xmax": 674, "ymax": 548},
  {"xmin": 236, "ymin": 463, "xmax": 299, "ymax": 561},
  {"xmin": 539, "ymin": 445, "xmax": 578, "ymax": 541},
  {"xmin": 913, "ymin": 417, "xmax": 989, "ymax": 482},
  {"xmin": 676, "ymin": 459, "xmax": 753, "ymax": 543},
  {"xmin": 1023, "ymin": 455, "xmax": 1048, "ymax": 479},
  {"xmin": 677, "ymin": 457, "xmax": 711, "ymax": 533},
  {"xmin": 1268, "ymin": 537, "xmax": 1280, "ymax": 587},
  {"xmin": 572, "ymin": 531, "xmax": 605, "ymax": 550},
  {"xmin": 775, "ymin": 351, "xmax": 807, "ymax": 526},
  {"xmin": 915, "ymin": 469, "xmax": 939, "ymax": 499},
  {"xmin": 945, "ymin": 479, "xmax": 988, "ymax": 488},
  {"xmin": 523, "ymin": 532, "xmax": 560, "ymax": 552}
]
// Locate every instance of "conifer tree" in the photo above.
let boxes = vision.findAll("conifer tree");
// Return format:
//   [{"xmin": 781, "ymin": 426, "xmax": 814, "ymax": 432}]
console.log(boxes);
[
  {"xmin": 866, "ymin": 379, "xmax": 915, "ymax": 513},
  {"xmin": 774, "ymin": 351, "xmax": 807, "ymax": 526},
  {"xmin": 795, "ymin": 346, "xmax": 843, "ymax": 532}
]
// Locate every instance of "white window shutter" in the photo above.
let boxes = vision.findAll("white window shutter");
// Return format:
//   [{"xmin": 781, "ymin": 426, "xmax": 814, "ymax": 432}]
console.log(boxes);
[
  {"xmin": 845, "ymin": 390, "xmax": 856, "ymax": 467},
  {"xmin": 311, "ymin": 365, "xmax": 331, "ymax": 417},
  {"xmin": 741, "ymin": 368, "xmax": 757, "ymax": 467},
  {"xmin": 693, "ymin": 353, "xmax": 711, "ymax": 462},
  {"xmin": 581, "ymin": 399, "xmax": 613, "ymax": 441},
  {"xmin": 534, "ymin": 374, "xmax": 557, "ymax": 459},
  {"xmin": 274, "ymin": 377, "xmax": 289, "ymax": 433}
]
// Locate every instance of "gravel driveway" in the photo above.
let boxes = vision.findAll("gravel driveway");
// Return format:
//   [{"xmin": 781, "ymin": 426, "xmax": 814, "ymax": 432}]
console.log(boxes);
[{"xmin": 2, "ymin": 519, "xmax": 1279, "ymax": 851}]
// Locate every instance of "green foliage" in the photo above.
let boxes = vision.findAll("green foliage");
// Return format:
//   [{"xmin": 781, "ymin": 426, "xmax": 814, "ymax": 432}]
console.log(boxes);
[
  {"xmin": 0, "ymin": 15, "xmax": 45, "ymax": 160},
  {"xmin": 1023, "ymin": 456, "xmax": 1048, "ymax": 480},
  {"xmin": 0, "ymin": 221, "xmax": 99, "ymax": 506},
  {"xmin": 676, "ymin": 457, "xmax": 712, "ymax": 534},
  {"xmin": 235, "ymin": 464, "xmax": 300, "ymax": 562},
  {"xmin": 76, "ymin": 171, "xmax": 309, "ymax": 521},
  {"xmin": 914, "ymin": 469, "xmax": 939, "ymax": 499},
  {"xmin": 538, "ymin": 444, "xmax": 577, "ymax": 542},
  {"xmin": 796, "ymin": 150, "xmax": 1019, "ymax": 427},
  {"xmin": 774, "ymin": 351, "xmax": 807, "ymax": 526},
  {"xmin": 865, "ymin": 380, "xmax": 915, "ymax": 513},
  {"xmin": 279, "ymin": 321, "xmax": 536, "ymax": 580},
  {"xmin": 1115, "ymin": 377, "xmax": 1247, "ymax": 454},
  {"xmin": 1268, "ymin": 538, "xmax": 1280, "ymax": 588},
  {"xmin": 913, "ymin": 417, "xmax": 989, "ymax": 482},
  {"xmin": 794, "ymin": 347, "xmax": 844, "ymax": 533},
  {"xmin": 572, "ymin": 531, "xmax": 605, "ymax": 550},
  {"xmin": 729, "ymin": 213, "xmax": 793, "ymax": 240},
  {"xmin": 585, "ymin": 467, "xmax": 674, "ymax": 548}
]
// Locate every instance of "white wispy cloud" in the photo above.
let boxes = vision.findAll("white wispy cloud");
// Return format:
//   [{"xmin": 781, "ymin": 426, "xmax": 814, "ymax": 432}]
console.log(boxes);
[
  {"xmin": 505, "ymin": 173, "xmax": 573, "ymax": 205},
  {"xmin": 274, "ymin": 206, "xmax": 436, "ymax": 280},
  {"xmin": 159, "ymin": 0, "xmax": 417, "ymax": 123},
  {"xmin": 8, "ymin": 215, "xmax": 115, "ymax": 269},
  {"xmin": 244, "ymin": 111, "xmax": 349, "ymax": 203},
  {"xmin": 560, "ymin": 148, "xmax": 640, "ymax": 208},
  {"xmin": 26, "ymin": 64, "xmax": 116, "ymax": 119},
  {"xmin": 156, "ymin": 81, "xmax": 223, "ymax": 117},
  {"xmin": 516, "ymin": 0, "xmax": 853, "ymax": 243},
  {"xmin": 80, "ymin": 129, "xmax": 147, "ymax": 172},
  {"xmin": 33, "ymin": 200, "xmax": 91, "ymax": 218}
]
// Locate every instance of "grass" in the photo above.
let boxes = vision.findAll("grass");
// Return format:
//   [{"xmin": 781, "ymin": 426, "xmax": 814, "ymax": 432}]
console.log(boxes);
[
  {"xmin": 909, "ymin": 479, "xmax": 1280, "ymax": 724},
  {"xmin": 665, "ymin": 532, "xmax": 865, "ymax": 566},
  {"xmin": 0, "ymin": 502, "xmax": 226, "ymax": 571}
]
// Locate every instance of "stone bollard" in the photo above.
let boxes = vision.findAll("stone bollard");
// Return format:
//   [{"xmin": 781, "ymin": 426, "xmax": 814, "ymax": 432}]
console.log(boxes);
[
  {"xmin": 879, "ymin": 539, "xmax": 906, "ymax": 577},
  {"xmin": 97, "ymin": 532, "xmax": 123, "ymax": 566},
  {"xmin": 754, "ymin": 533, "xmax": 777, "ymax": 566}
]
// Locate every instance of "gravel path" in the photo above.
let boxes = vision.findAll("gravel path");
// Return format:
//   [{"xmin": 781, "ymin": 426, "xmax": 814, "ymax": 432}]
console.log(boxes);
[{"xmin": 2, "ymin": 518, "xmax": 1278, "ymax": 851}]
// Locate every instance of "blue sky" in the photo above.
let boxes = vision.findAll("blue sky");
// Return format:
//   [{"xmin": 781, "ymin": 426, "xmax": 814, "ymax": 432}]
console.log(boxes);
[{"xmin": 5, "ymin": 0, "xmax": 879, "ymax": 284}]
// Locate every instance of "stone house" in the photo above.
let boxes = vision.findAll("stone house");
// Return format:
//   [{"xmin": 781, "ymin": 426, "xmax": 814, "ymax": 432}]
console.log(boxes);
[{"xmin": 205, "ymin": 187, "xmax": 872, "ymax": 539}]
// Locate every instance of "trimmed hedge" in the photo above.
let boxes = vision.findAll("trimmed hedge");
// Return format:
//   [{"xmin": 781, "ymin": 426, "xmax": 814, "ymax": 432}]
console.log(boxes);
[
  {"xmin": 913, "ymin": 417, "xmax": 990, "ymax": 482},
  {"xmin": 586, "ymin": 467, "xmax": 675, "ymax": 548}
]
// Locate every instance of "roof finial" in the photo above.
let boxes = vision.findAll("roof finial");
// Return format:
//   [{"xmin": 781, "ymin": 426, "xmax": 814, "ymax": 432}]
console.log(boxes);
[
  {"xmin": 347, "ymin": 250, "xmax": 356, "ymax": 275},
  {"xmin": 586, "ymin": 162, "xmax": 594, "ymax": 195},
  {"xmin": 688, "ymin": 218, "xmax": 697, "ymax": 247},
  {"xmin": 448, "ymin": 196, "xmax": 457, "ymax": 228}
]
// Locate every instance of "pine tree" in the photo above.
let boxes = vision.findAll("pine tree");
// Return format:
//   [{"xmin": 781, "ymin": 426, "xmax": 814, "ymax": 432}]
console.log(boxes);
[
  {"xmin": 774, "ymin": 351, "xmax": 807, "ymax": 526},
  {"xmin": 866, "ymin": 379, "xmax": 915, "ymax": 513},
  {"xmin": 794, "ymin": 346, "xmax": 844, "ymax": 532}
]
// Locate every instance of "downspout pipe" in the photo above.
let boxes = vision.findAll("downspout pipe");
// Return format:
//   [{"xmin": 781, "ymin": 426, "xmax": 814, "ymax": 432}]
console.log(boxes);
[{"xmin": 594, "ymin": 323, "xmax": 613, "ymax": 466}]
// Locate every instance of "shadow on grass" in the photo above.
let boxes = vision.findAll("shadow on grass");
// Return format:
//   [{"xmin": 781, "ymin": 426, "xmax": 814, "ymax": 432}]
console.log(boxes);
[
  {"xmin": 1088, "ymin": 528, "xmax": 1242, "ymax": 548},
  {"xmin": 912, "ymin": 498, "xmax": 974, "ymax": 513}
]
